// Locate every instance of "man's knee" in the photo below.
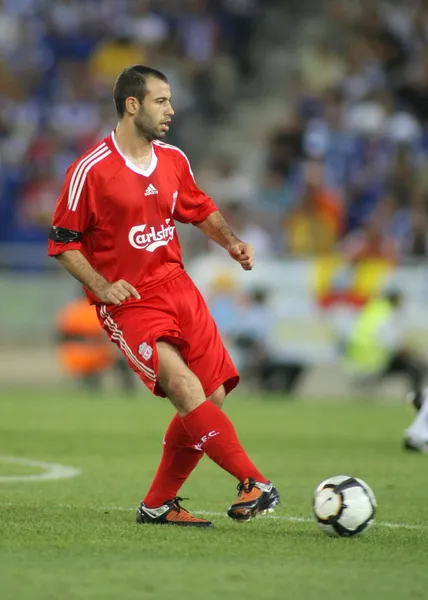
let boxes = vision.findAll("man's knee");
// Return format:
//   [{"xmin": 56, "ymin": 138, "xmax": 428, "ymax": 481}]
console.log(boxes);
[{"xmin": 208, "ymin": 385, "xmax": 226, "ymax": 408}]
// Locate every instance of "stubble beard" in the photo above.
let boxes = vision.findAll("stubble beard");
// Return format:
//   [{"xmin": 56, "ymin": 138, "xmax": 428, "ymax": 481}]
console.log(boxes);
[{"xmin": 134, "ymin": 110, "xmax": 162, "ymax": 142}]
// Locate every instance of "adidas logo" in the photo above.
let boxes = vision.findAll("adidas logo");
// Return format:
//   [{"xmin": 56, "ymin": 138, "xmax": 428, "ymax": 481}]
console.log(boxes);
[{"xmin": 145, "ymin": 184, "xmax": 158, "ymax": 196}]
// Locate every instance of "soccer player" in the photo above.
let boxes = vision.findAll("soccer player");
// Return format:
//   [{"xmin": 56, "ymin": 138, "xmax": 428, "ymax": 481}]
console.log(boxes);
[
  {"xmin": 47, "ymin": 65, "xmax": 280, "ymax": 527},
  {"xmin": 404, "ymin": 388, "xmax": 428, "ymax": 453}
]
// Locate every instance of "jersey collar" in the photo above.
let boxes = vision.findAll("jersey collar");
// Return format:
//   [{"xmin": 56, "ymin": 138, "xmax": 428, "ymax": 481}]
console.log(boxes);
[{"xmin": 110, "ymin": 131, "xmax": 158, "ymax": 177}]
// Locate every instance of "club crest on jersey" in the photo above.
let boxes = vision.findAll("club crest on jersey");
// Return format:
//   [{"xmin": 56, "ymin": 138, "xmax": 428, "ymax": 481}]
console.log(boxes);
[{"xmin": 128, "ymin": 219, "xmax": 175, "ymax": 252}]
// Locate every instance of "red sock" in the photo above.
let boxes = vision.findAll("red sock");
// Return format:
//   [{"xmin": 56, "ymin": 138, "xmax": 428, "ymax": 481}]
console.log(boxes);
[
  {"xmin": 181, "ymin": 400, "xmax": 267, "ymax": 483},
  {"xmin": 144, "ymin": 413, "xmax": 204, "ymax": 508}
]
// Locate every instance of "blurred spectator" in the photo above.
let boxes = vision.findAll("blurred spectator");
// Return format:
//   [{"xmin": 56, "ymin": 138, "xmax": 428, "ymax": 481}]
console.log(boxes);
[
  {"xmin": 176, "ymin": 0, "xmax": 236, "ymax": 117},
  {"xmin": 231, "ymin": 287, "xmax": 272, "ymax": 385},
  {"xmin": 265, "ymin": 114, "xmax": 303, "ymax": 178},
  {"xmin": 343, "ymin": 288, "xmax": 426, "ymax": 394},
  {"xmin": 386, "ymin": 143, "xmax": 421, "ymax": 208},
  {"xmin": 88, "ymin": 31, "xmax": 147, "ymax": 95},
  {"xmin": 48, "ymin": 0, "xmax": 86, "ymax": 37},
  {"xmin": 128, "ymin": 1, "xmax": 169, "ymax": 49},
  {"xmin": 403, "ymin": 204, "xmax": 428, "ymax": 258},
  {"xmin": 397, "ymin": 48, "xmax": 428, "ymax": 125},
  {"xmin": 55, "ymin": 295, "xmax": 136, "ymax": 393},
  {"xmin": 216, "ymin": 202, "xmax": 275, "ymax": 258},
  {"xmin": 207, "ymin": 272, "xmax": 242, "ymax": 346},
  {"xmin": 377, "ymin": 194, "xmax": 428, "ymax": 260},
  {"xmin": 340, "ymin": 35, "xmax": 385, "ymax": 105},
  {"xmin": 0, "ymin": 3, "xmax": 20, "ymax": 56},
  {"xmin": 253, "ymin": 170, "xmax": 295, "ymax": 247},
  {"xmin": 298, "ymin": 39, "xmax": 346, "ymax": 98},
  {"xmin": 284, "ymin": 159, "xmax": 344, "ymax": 256},
  {"xmin": 232, "ymin": 288, "xmax": 306, "ymax": 394},
  {"xmin": 340, "ymin": 214, "xmax": 400, "ymax": 265},
  {"xmin": 17, "ymin": 163, "xmax": 60, "ymax": 230},
  {"xmin": 48, "ymin": 60, "xmax": 101, "ymax": 142},
  {"xmin": 360, "ymin": 7, "xmax": 407, "ymax": 83},
  {"xmin": 303, "ymin": 88, "xmax": 359, "ymax": 196},
  {"xmin": 380, "ymin": 91, "xmax": 421, "ymax": 143},
  {"xmin": 197, "ymin": 155, "xmax": 254, "ymax": 208},
  {"xmin": 220, "ymin": 0, "xmax": 259, "ymax": 78}
]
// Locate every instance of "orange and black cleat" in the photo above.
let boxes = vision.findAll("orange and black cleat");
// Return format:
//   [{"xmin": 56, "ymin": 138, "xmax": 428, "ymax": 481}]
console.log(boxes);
[
  {"xmin": 227, "ymin": 478, "xmax": 280, "ymax": 522},
  {"xmin": 136, "ymin": 496, "xmax": 213, "ymax": 527}
]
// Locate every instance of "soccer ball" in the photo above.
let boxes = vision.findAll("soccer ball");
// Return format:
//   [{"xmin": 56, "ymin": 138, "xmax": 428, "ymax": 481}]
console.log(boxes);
[{"xmin": 313, "ymin": 475, "xmax": 376, "ymax": 537}]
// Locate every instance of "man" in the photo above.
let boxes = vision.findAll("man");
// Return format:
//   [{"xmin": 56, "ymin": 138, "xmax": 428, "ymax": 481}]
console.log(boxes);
[
  {"xmin": 405, "ymin": 388, "xmax": 428, "ymax": 453},
  {"xmin": 55, "ymin": 294, "xmax": 136, "ymax": 394},
  {"xmin": 47, "ymin": 65, "xmax": 280, "ymax": 527},
  {"xmin": 344, "ymin": 289, "xmax": 426, "ymax": 396},
  {"xmin": 55, "ymin": 294, "xmax": 116, "ymax": 389}
]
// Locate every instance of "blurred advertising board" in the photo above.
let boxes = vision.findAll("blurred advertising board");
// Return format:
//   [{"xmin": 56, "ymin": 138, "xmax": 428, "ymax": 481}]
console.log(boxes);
[{"xmin": 188, "ymin": 254, "xmax": 428, "ymax": 364}]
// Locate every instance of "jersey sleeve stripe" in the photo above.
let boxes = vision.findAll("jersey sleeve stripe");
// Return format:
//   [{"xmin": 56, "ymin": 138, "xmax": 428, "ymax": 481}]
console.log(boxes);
[
  {"xmin": 67, "ymin": 143, "xmax": 107, "ymax": 210},
  {"xmin": 99, "ymin": 306, "xmax": 157, "ymax": 380},
  {"xmin": 153, "ymin": 140, "xmax": 195, "ymax": 181},
  {"xmin": 70, "ymin": 149, "xmax": 111, "ymax": 212}
]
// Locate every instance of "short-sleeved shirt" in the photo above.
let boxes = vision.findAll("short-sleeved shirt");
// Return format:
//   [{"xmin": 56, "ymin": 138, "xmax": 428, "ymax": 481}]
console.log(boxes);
[{"xmin": 47, "ymin": 131, "xmax": 217, "ymax": 303}]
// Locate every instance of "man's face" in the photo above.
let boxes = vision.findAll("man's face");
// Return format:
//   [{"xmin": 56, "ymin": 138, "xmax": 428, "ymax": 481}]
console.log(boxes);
[{"xmin": 134, "ymin": 77, "xmax": 174, "ymax": 141}]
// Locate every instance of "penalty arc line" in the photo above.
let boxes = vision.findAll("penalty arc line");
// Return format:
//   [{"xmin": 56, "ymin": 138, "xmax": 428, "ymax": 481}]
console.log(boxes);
[{"xmin": 0, "ymin": 456, "xmax": 81, "ymax": 482}]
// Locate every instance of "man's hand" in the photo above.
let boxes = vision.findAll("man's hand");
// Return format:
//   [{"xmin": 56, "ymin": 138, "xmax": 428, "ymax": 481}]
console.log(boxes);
[
  {"xmin": 54, "ymin": 251, "xmax": 141, "ymax": 305},
  {"xmin": 98, "ymin": 280, "xmax": 141, "ymax": 305},
  {"xmin": 196, "ymin": 212, "xmax": 255, "ymax": 270},
  {"xmin": 228, "ymin": 242, "xmax": 254, "ymax": 271}
]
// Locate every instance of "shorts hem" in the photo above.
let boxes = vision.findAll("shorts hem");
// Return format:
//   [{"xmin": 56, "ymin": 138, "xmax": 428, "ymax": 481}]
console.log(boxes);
[{"xmin": 204, "ymin": 373, "xmax": 240, "ymax": 398}]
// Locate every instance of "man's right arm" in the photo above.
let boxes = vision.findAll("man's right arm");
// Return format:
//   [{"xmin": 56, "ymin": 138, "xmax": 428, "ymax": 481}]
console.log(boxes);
[
  {"xmin": 48, "ymin": 162, "xmax": 140, "ymax": 306},
  {"xmin": 56, "ymin": 250, "xmax": 140, "ymax": 305}
]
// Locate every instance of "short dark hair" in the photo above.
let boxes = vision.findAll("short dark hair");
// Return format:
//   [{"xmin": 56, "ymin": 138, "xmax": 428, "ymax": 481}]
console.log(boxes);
[{"xmin": 113, "ymin": 65, "xmax": 169, "ymax": 118}]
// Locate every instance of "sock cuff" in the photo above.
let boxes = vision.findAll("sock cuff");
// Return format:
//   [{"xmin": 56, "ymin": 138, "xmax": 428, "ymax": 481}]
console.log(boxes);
[{"xmin": 181, "ymin": 400, "xmax": 216, "ymax": 424}]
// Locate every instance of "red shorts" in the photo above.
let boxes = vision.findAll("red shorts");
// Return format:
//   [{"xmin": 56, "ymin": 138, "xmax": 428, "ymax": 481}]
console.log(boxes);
[{"xmin": 96, "ymin": 271, "xmax": 239, "ymax": 397}]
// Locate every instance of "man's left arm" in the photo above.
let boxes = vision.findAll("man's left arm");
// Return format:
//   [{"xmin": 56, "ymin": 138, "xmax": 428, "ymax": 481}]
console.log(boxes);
[{"xmin": 196, "ymin": 210, "xmax": 254, "ymax": 271}]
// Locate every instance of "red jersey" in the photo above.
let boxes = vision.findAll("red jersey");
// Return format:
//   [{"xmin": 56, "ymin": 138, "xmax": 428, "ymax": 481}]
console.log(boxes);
[{"xmin": 48, "ymin": 132, "xmax": 217, "ymax": 303}]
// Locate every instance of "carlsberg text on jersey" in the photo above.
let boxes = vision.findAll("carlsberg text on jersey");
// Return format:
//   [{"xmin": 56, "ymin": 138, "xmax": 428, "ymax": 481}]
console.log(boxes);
[{"xmin": 129, "ymin": 219, "xmax": 175, "ymax": 252}]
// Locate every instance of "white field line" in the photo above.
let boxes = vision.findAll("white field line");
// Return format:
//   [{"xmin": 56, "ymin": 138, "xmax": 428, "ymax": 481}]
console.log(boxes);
[
  {"xmin": 0, "ymin": 456, "xmax": 81, "ymax": 482},
  {"xmin": 0, "ymin": 501, "xmax": 425, "ymax": 531},
  {"xmin": 194, "ymin": 510, "xmax": 427, "ymax": 531}
]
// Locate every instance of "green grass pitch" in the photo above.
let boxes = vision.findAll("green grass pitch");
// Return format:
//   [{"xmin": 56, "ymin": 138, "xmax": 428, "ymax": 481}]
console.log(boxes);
[{"xmin": 1, "ymin": 389, "xmax": 427, "ymax": 600}]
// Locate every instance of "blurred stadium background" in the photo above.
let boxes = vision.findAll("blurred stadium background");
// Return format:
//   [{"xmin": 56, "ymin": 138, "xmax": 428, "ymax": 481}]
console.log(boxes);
[{"xmin": 2, "ymin": 0, "xmax": 428, "ymax": 397}]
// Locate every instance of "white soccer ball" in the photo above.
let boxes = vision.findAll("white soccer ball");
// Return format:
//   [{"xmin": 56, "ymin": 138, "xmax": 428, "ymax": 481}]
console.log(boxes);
[{"xmin": 313, "ymin": 475, "xmax": 377, "ymax": 537}]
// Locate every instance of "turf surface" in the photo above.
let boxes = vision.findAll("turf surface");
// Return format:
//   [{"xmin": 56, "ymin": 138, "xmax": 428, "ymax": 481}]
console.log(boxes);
[{"xmin": 1, "ymin": 389, "xmax": 427, "ymax": 600}]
